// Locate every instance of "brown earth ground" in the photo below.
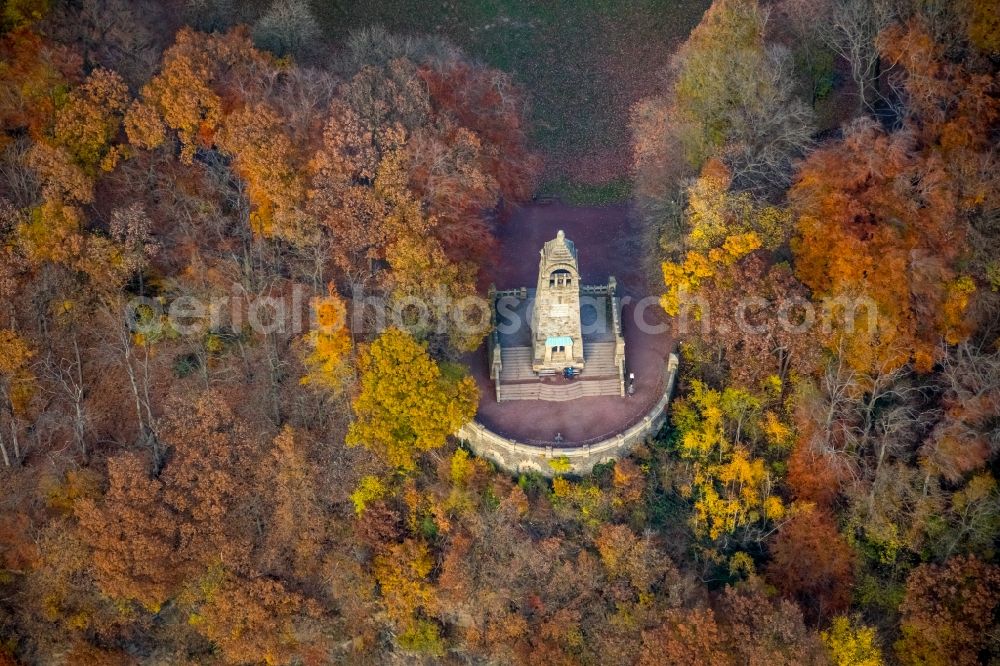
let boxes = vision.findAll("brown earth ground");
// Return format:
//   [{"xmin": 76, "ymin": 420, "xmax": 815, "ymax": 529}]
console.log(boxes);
[{"xmin": 463, "ymin": 202, "xmax": 674, "ymax": 445}]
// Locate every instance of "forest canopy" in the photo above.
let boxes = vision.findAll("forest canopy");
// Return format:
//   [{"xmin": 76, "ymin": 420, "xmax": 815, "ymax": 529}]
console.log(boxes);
[{"xmin": 1, "ymin": 0, "xmax": 999, "ymax": 664}]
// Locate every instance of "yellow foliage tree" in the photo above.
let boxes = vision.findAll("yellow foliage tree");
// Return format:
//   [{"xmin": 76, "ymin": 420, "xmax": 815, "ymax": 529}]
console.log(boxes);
[
  {"xmin": 664, "ymin": 0, "xmax": 813, "ymax": 180},
  {"xmin": 551, "ymin": 476, "xmax": 608, "ymax": 528},
  {"xmin": 968, "ymin": 0, "xmax": 1000, "ymax": 53},
  {"xmin": 372, "ymin": 539, "xmax": 444, "ymax": 655},
  {"xmin": 25, "ymin": 142, "xmax": 94, "ymax": 204},
  {"xmin": 0, "ymin": 328, "xmax": 35, "ymax": 414},
  {"xmin": 349, "ymin": 475, "xmax": 387, "ymax": 515},
  {"xmin": 449, "ymin": 448, "xmax": 477, "ymax": 487},
  {"xmin": 671, "ymin": 380, "xmax": 783, "ymax": 540},
  {"xmin": 548, "ymin": 455, "xmax": 572, "ymax": 475},
  {"xmin": 822, "ymin": 616, "xmax": 884, "ymax": 666},
  {"xmin": 670, "ymin": 0, "xmax": 768, "ymax": 165},
  {"xmin": 299, "ymin": 288, "xmax": 352, "ymax": 394},
  {"xmin": 0, "ymin": 328, "xmax": 35, "ymax": 464},
  {"xmin": 346, "ymin": 328, "xmax": 478, "ymax": 470},
  {"xmin": 661, "ymin": 231, "xmax": 762, "ymax": 317},
  {"xmin": 123, "ymin": 100, "xmax": 166, "ymax": 150},
  {"xmin": 686, "ymin": 159, "xmax": 792, "ymax": 251},
  {"xmin": 2, "ymin": 0, "xmax": 51, "ymax": 29},
  {"xmin": 15, "ymin": 199, "xmax": 84, "ymax": 267}
]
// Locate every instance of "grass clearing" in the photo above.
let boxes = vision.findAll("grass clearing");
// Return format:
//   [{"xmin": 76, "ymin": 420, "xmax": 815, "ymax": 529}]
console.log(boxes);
[{"xmin": 537, "ymin": 177, "xmax": 633, "ymax": 205}]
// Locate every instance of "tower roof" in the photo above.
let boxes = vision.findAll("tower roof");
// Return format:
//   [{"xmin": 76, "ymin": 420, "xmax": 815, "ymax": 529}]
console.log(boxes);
[{"xmin": 541, "ymin": 229, "xmax": 577, "ymax": 264}]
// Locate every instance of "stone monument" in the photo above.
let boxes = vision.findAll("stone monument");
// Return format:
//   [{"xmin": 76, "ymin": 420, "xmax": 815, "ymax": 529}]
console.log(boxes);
[
  {"xmin": 486, "ymin": 229, "xmax": 627, "ymax": 401},
  {"xmin": 530, "ymin": 230, "xmax": 585, "ymax": 373}
]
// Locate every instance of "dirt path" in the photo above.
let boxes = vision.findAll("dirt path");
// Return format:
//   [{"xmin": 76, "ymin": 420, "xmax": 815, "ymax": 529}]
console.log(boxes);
[{"xmin": 464, "ymin": 201, "xmax": 673, "ymax": 445}]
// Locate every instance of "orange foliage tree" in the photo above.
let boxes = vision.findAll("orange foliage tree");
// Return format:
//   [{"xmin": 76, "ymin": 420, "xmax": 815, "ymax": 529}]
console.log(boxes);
[
  {"xmin": 140, "ymin": 28, "xmax": 252, "ymax": 162},
  {"xmin": 75, "ymin": 393, "xmax": 256, "ymax": 611},
  {"xmin": 298, "ymin": 287, "xmax": 352, "ymax": 394},
  {"xmin": 193, "ymin": 575, "xmax": 325, "ymax": 665},
  {"xmin": 0, "ymin": 26, "xmax": 81, "ymax": 146},
  {"xmin": 791, "ymin": 23, "xmax": 999, "ymax": 374},
  {"xmin": 639, "ymin": 607, "xmax": 731, "ymax": 666},
  {"xmin": 791, "ymin": 119, "xmax": 972, "ymax": 373},
  {"xmin": 215, "ymin": 101, "xmax": 309, "ymax": 240}
]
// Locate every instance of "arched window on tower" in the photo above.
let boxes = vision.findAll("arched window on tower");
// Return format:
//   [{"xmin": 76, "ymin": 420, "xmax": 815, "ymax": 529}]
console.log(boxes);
[{"xmin": 549, "ymin": 269, "xmax": 572, "ymax": 288}]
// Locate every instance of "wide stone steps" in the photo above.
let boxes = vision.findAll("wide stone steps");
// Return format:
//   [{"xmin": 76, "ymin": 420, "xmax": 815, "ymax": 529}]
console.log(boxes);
[
  {"xmin": 499, "ymin": 347, "xmax": 536, "ymax": 381},
  {"xmin": 498, "ymin": 342, "xmax": 620, "ymax": 383},
  {"xmin": 498, "ymin": 377, "xmax": 623, "ymax": 402},
  {"xmin": 581, "ymin": 342, "xmax": 619, "ymax": 377}
]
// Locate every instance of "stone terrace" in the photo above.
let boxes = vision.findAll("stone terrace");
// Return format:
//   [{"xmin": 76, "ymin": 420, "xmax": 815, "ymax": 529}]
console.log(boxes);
[
  {"xmin": 493, "ymin": 291, "xmax": 622, "ymax": 400},
  {"xmin": 463, "ymin": 202, "xmax": 674, "ymax": 445}
]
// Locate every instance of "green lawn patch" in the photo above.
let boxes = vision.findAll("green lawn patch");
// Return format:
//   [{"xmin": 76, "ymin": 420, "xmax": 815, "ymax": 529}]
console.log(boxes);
[{"xmin": 536, "ymin": 177, "xmax": 632, "ymax": 205}]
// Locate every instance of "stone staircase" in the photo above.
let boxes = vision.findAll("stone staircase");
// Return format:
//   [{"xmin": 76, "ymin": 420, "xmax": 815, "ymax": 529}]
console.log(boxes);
[
  {"xmin": 496, "ymin": 341, "xmax": 622, "ymax": 402},
  {"xmin": 498, "ymin": 378, "xmax": 622, "ymax": 402},
  {"xmin": 499, "ymin": 347, "xmax": 535, "ymax": 382},
  {"xmin": 581, "ymin": 342, "xmax": 618, "ymax": 378}
]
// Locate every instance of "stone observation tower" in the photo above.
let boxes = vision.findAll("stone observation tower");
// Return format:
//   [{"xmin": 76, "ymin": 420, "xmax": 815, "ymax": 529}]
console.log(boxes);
[
  {"xmin": 530, "ymin": 230, "xmax": 585, "ymax": 373},
  {"xmin": 486, "ymin": 229, "xmax": 626, "ymax": 402}
]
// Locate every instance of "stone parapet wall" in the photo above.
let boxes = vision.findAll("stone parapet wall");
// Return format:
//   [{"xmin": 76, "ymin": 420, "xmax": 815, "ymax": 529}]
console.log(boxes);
[
  {"xmin": 610, "ymin": 289, "xmax": 625, "ymax": 395},
  {"xmin": 459, "ymin": 353, "xmax": 679, "ymax": 476}
]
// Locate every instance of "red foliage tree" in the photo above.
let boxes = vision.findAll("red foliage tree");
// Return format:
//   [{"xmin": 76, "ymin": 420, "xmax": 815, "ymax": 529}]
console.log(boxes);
[{"xmin": 767, "ymin": 506, "xmax": 854, "ymax": 623}]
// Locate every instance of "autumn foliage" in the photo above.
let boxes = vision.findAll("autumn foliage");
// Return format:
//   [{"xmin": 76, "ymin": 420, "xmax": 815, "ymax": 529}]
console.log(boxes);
[
  {"xmin": 634, "ymin": 4, "xmax": 1000, "ymax": 665},
  {"xmin": 347, "ymin": 327, "xmax": 478, "ymax": 470},
  {"xmin": 0, "ymin": 0, "xmax": 998, "ymax": 663}
]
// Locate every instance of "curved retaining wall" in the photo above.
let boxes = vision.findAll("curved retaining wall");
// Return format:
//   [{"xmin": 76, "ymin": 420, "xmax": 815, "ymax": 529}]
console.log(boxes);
[{"xmin": 458, "ymin": 353, "xmax": 679, "ymax": 476}]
